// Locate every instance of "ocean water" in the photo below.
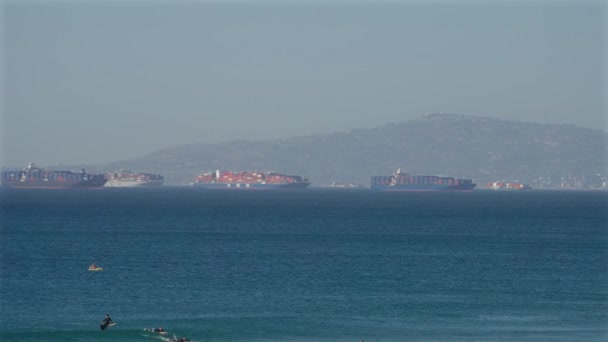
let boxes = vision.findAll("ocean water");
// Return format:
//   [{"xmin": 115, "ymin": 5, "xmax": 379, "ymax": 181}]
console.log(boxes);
[{"xmin": 0, "ymin": 188, "xmax": 606, "ymax": 341}]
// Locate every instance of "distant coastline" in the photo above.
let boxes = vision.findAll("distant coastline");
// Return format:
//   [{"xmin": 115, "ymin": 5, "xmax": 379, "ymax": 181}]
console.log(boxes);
[{"xmin": 3, "ymin": 115, "xmax": 606, "ymax": 190}]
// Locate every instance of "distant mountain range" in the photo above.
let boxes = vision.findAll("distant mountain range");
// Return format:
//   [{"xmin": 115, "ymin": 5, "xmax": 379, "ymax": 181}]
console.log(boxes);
[{"xmin": 90, "ymin": 113, "xmax": 607, "ymax": 188}]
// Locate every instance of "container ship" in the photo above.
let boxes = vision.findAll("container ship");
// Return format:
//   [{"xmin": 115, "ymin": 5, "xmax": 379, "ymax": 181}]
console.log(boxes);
[
  {"xmin": 486, "ymin": 181, "xmax": 531, "ymax": 191},
  {"xmin": 104, "ymin": 170, "xmax": 164, "ymax": 187},
  {"xmin": 371, "ymin": 169, "xmax": 476, "ymax": 191},
  {"xmin": 1, "ymin": 163, "xmax": 107, "ymax": 189},
  {"xmin": 193, "ymin": 170, "xmax": 310, "ymax": 190}
]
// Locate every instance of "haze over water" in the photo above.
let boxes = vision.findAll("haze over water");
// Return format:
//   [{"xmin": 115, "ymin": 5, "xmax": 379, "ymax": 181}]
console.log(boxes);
[
  {"xmin": 1, "ymin": 188, "xmax": 606, "ymax": 341},
  {"xmin": 2, "ymin": 1, "xmax": 604, "ymax": 166}
]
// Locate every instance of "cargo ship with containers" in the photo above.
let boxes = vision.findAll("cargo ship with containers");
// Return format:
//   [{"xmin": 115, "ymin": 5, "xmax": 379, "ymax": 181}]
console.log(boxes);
[
  {"xmin": 486, "ymin": 181, "xmax": 532, "ymax": 191},
  {"xmin": 104, "ymin": 170, "xmax": 164, "ymax": 187},
  {"xmin": 193, "ymin": 170, "xmax": 310, "ymax": 190},
  {"xmin": 1, "ymin": 163, "xmax": 107, "ymax": 189},
  {"xmin": 371, "ymin": 168, "xmax": 476, "ymax": 191}
]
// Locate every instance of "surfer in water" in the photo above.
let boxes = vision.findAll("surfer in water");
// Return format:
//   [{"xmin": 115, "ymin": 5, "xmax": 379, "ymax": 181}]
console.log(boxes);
[
  {"xmin": 144, "ymin": 327, "xmax": 167, "ymax": 334},
  {"xmin": 172, "ymin": 338, "xmax": 191, "ymax": 342},
  {"xmin": 100, "ymin": 314, "xmax": 113, "ymax": 330}
]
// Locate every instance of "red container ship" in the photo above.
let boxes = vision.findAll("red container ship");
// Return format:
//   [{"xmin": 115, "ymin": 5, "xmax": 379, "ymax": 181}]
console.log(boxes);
[{"xmin": 193, "ymin": 170, "xmax": 310, "ymax": 190}]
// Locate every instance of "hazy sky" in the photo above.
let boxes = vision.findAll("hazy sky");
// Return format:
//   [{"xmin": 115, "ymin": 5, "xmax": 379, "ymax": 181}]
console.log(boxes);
[{"xmin": 1, "ymin": 0, "xmax": 605, "ymax": 167}]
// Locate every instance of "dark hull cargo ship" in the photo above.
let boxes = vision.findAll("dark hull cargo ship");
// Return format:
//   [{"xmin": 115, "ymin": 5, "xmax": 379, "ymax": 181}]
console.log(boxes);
[
  {"xmin": 371, "ymin": 168, "xmax": 476, "ymax": 191},
  {"xmin": 1, "ymin": 163, "xmax": 107, "ymax": 189},
  {"xmin": 193, "ymin": 170, "xmax": 310, "ymax": 190}
]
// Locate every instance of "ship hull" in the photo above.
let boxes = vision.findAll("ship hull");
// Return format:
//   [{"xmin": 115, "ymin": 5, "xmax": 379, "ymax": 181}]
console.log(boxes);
[
  {"xmin": 2, "ymin": 179, "xmax": 107, "ymax": 189},
  {"xmin": 371, "ymin": 183, "xmax": 476, "ymax": 191},
  {"xmin": 104, "ymin": 180, "xmax": 163, "ymax": 187},
  {"xmin": 193, "ymin": 182, "xmax": 310, "ymax": 190},
  {"xmin": 487, "ymin": 187, "xmax": 531, "ymax": 191}
]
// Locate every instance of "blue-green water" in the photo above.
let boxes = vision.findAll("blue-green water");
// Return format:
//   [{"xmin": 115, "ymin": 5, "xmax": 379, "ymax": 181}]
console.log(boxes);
[{"xmin": 1, "ymin": 188, "xmax": 607, "ymax": 341}]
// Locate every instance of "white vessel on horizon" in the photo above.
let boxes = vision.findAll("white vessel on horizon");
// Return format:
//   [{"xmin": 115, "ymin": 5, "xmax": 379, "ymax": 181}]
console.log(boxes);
[{"xmin": 104, "ymin": 170, "xmax": 164, "ymax": 187}]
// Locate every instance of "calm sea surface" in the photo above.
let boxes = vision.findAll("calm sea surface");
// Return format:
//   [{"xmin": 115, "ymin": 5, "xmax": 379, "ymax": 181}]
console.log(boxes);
[{"xmin": 0, "ymin": 188, "xmax": 607, "ymax": 341}]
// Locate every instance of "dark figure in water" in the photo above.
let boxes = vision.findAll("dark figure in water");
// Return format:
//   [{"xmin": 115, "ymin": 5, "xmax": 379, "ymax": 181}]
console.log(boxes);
[{"xmin": 100, "ymin": 314, "xmax": 113, "ymax": 330}]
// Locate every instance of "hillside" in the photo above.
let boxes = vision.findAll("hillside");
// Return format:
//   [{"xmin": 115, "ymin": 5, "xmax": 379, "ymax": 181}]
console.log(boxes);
[{"xmin": 95, "ymin": 114, "xmax": 608, "ymax": 188}]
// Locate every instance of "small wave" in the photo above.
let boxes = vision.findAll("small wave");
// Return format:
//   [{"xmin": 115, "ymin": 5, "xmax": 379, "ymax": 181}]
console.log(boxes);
[{"xmin": 477, "ymin": 315, "xmax": 549, "ymax": 322}]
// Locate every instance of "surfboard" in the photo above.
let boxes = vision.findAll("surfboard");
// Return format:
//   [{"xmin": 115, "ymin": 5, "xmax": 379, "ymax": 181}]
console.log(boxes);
[{"xmin": 88, "ymin": 267, "xmax": 103, "ymax": 271}]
